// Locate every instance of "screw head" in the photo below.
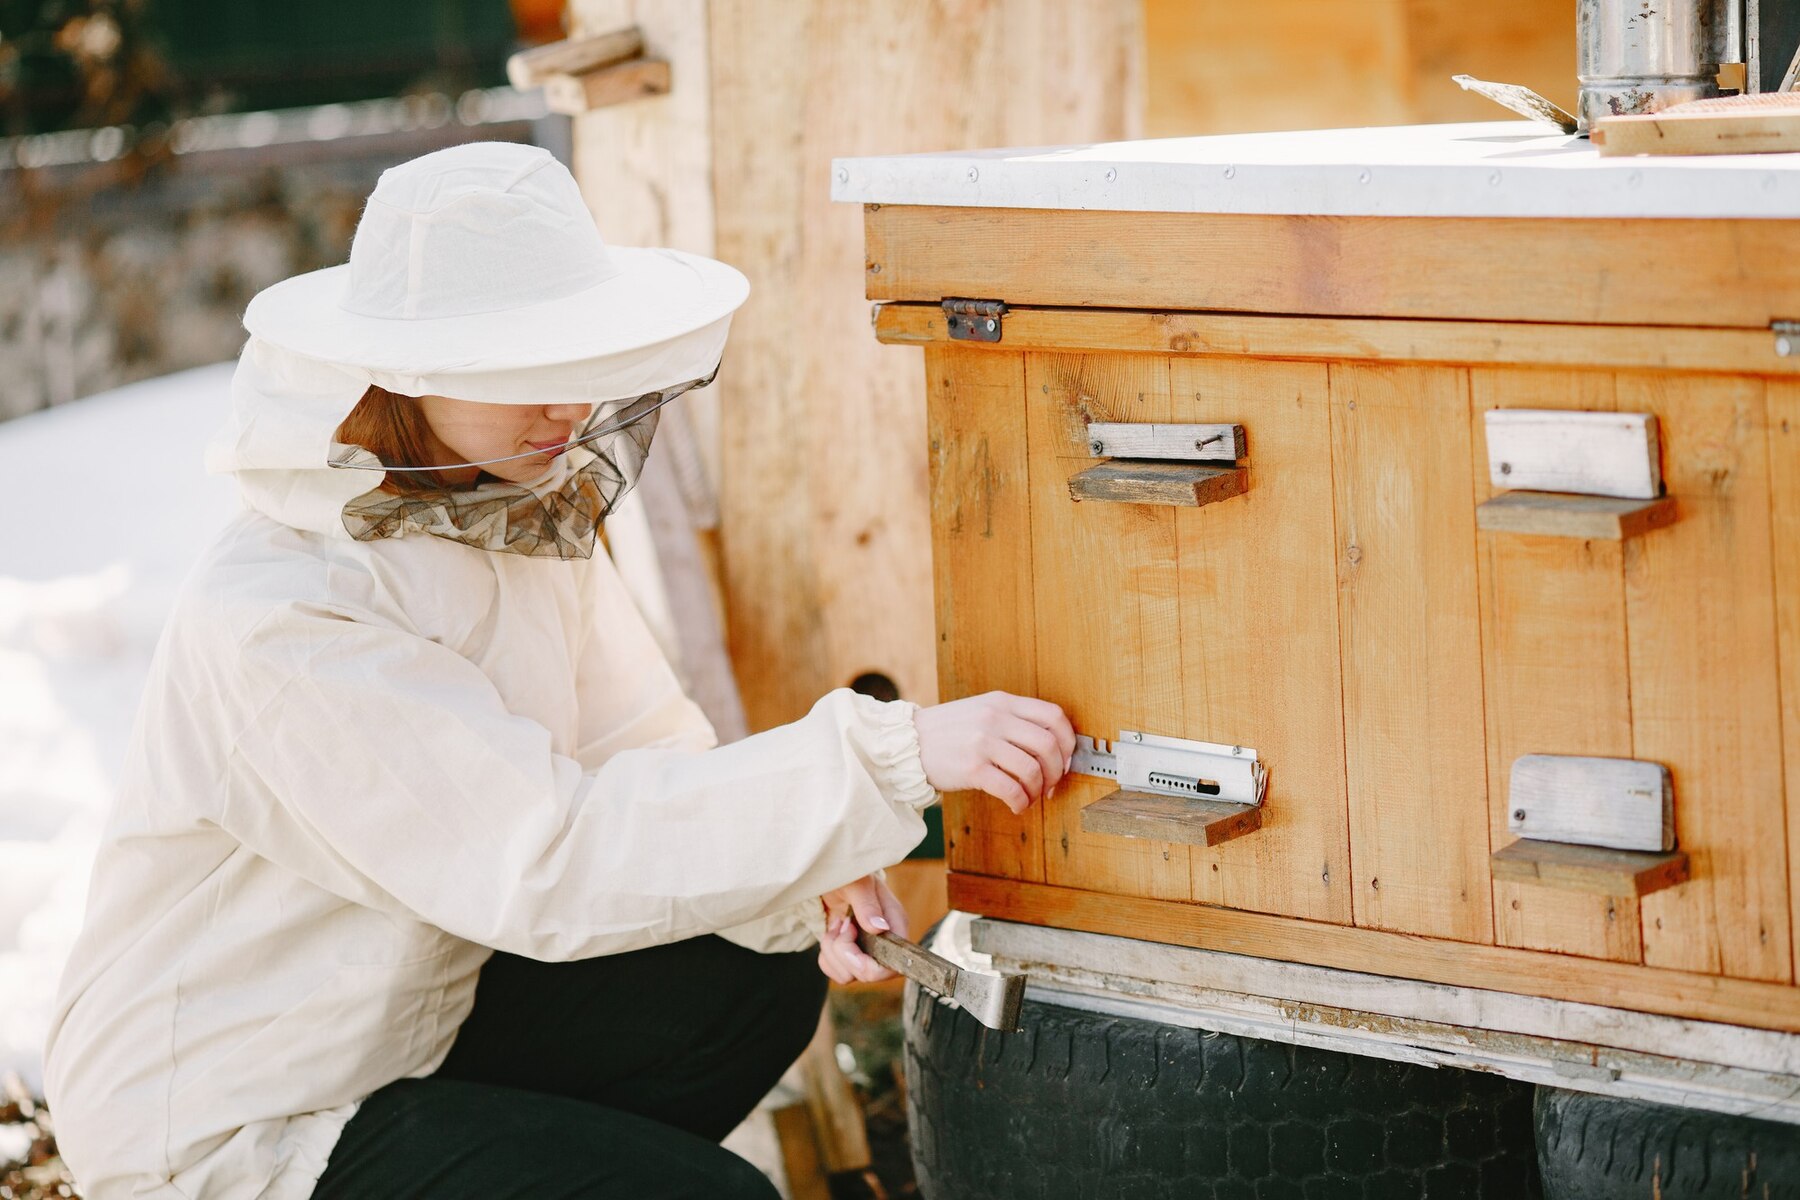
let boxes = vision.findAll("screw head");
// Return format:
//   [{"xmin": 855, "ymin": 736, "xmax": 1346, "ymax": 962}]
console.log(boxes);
[
  {"xmin": 1104, "ymin": 167, "xmax": 1117, "ymax": 182},
  {"xmin": 1500, "ymin": 461, "xmax": 1512, "ymax": 474},
  {"xmin": 1089, "ymin": 439, "xmax": 1105, "ymax": 455},
  {"xmin": 1513, "ymin": 808, "xmax": 1527, "ymax": 822},
  {"xmin": 1358, "ymin": 169, "xmax": 1372, "ymax": 184},
  {"xmin": 967, "ymin": 166, "xmax": 979, "ymax": 182},
  {"xmin": 985, "ymin": 318, "xmax": 996, "ymax": 332},
  {"xmin": 835, "ymin": 166, "xmax": 849, "ymax": 184},
  {"xmin": 1131, "ymin": 732, "xmax": 1143, "ymax": 742},
  {"xmin": 1779, "ymin": 336, "xmax": 1794, "ymax": 358},
  {"xmin": 1223, "ymin": 165, "xmax": 1236, "ymax": 179}
]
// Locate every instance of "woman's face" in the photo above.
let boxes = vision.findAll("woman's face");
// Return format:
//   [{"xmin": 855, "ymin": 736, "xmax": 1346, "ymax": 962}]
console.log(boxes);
[{"xmin": 415, "ymin": 396, "xmax": 595, "ymax": 485}]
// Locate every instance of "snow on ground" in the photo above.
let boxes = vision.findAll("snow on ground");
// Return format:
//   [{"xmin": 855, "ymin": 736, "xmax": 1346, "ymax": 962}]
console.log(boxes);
[{"xmin": 0, "ymin": 362, "xmax": 239, "ymax": 1092}]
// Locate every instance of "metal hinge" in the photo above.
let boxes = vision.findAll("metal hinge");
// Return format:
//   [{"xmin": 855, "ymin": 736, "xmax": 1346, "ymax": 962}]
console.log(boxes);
[
  {"xmin": 1072, "ymin": 730, "xmax": 1268, "ymax": 807},
  {"xmin": 943, "ymin": 297, "xmax": 1007, "ymax": 343},
  {"xmin": 1775, "ymin": 321, "xmax": 1800, "ymax": 358}
]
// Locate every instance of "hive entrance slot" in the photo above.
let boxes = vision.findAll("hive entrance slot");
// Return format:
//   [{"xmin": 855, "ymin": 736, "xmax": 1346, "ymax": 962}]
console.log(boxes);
[{"xmin": 1147, "ymin": 771, "xmax": 1220, "ymax": 796}]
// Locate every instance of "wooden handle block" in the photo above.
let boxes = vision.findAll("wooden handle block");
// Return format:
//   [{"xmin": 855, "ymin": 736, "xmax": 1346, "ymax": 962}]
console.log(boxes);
[
  {"xmin": 1081, "ymin": 788, "xmax": 1263, "ymax": 847},
  {"xmin": 1476, "ymin": 490, "xmax": 1677, "ymax": 540},
  {"xmin": 1490, "ymin": 838, "xmax": 1689, "ymax": 897},
  {"xmin": 1069, "ymin": 462, "xmax": 1248, "ymax": 507},
  {"xmin": 544, "ymin": 57, "xmax": 671, "ymax": 115}
]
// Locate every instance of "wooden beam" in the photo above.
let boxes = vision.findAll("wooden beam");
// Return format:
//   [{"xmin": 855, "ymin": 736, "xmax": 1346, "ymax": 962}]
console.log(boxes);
[
  {"xmin": 507, "ymin": 27, "xmax": 645, "ymax": 89},
  {"xmin": 1081, "ymin": 789, "xmax": 1264, "ymax": 847},
  {"xmin": 1482, "ymin": 409, "xmax": 1661, "ymax": 500},
  {"xmin": 863, "ymin": 207, "xmax": 1800, "ymax": 330},
  {"xmin": 945, "ymin": 873, "xmax": 1800, "ymax": 1033},
  {"xmin": 870, "ymin": 303, "xmax": 1800, "ymax": 376},
  {"xmin": 1595, "ymin": 107, "xmax": 1800, "ymax": 157},
  {"xmin": 1491, "ymin": 840, "xmax": 1691, "ymax": 897},
  {"xmin": 1067, "ymin": 461, "xmax": 1248, "ymax": 507},
  {"xmin": 544, "ymin": 57, "xmax": 671, "ymax": 115},
  {"xmin": 1475, "ymin": 491, "xmax": 1679, "ymax": 540}
]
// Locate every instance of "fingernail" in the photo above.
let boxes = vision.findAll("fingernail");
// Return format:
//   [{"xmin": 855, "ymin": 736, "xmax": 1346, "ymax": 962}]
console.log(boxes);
[{"xmin": 870, "ymin": 915, "xmax": 891, "ymax": 931}]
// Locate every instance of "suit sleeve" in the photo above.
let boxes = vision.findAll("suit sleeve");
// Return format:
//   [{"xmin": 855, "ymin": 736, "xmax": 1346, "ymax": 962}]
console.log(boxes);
[{"xmin": 221, "ymin": 600, "xmax": 936, "ymax": 961}]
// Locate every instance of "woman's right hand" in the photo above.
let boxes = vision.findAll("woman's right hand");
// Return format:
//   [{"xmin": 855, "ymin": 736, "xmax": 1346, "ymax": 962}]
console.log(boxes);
[{"xmin": 911, "ymin": 691, "xmax": 1076, "ymax": 814}]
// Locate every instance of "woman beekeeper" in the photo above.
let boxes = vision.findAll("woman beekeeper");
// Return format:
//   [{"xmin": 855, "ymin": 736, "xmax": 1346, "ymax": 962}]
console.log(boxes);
[{"xmin": 42, "ymin": 141, "xmax": 1074, "ymax": 1200}]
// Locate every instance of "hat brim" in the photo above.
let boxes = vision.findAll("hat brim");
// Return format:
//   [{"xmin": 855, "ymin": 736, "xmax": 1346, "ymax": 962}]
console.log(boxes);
[{"xmin": 242, "ymin": 246, "xmax": 750, "ymax": 375}]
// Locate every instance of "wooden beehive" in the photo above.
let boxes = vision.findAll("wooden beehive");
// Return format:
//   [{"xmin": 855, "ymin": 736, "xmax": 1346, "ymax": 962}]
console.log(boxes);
[{"xmin": 839, "ymin": 123, "xmax": 1800, "ymax": 1035}]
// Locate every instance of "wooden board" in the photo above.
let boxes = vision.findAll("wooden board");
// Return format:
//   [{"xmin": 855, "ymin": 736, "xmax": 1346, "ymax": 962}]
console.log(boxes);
[
  {"xmin": 706, "ymin": 0, "xmax": 1142, "ymax": 739},
  {"xmin": 1473, "ymin": 368, "xmax": 1641, "ymax": 963},
  {"xmin": 871, "ymin": 303, "xmax": 1800, "ymax": 378},
  {"xmin": 948, "ymin": 873, "xmax": 1800, "ymax": 1035},
  {"xmin": 544, "ymin": 57, "xmax": 671, "ymax": 115},
  {"xmin": 1067, "ymin": 461, "xmax": 1248, "ymax": 507},
  {"xmin": 1475, "ymin": 491, "xmax": 1678, "ymax": 540},
  {"xmin": 1027, "ymin": 352, "xmax": 1191, "ymax": 901},
  {"xmin": 1491, "ymin": 840, "xmax": 1690, "ymax": 897},
  {"xmin": 1482, "ymin": 409, "xmax": 1661, "ymax": 499},
  {"xmin": 1772, "ymin": 381, "xmax": 1800, "ymax": 980},
  {"xmin": 1621, "ymin": 372, "xmax": 1792, "ymax": 982},
  {"xmin": 1170, "ymin": 356, "xmax": 1353, "ymax": 924},
  {"xmin": 863, "ymin": 206, "xmax": 1800, "ymax": 331},
  {"xmin": 1595, "ymin": 108, "xmax": 1800, "ymax": 157},
  {"xmin": 924, "ymin": 346, "xmax": 1044, "ymax": 883},
  {"xmin": 1331, "ymin": 363, "xmax": 1492, "ymax": 941},
  {"xmin": 1081, "ymin": 789, "xmax": 1263, "ymax": 848},
  {"xmin": 1507, "ymin": 755, "xmax": 1674, "ymax": 852},
  {"xmin": 1084, "ymin": 421, "xmax": 1245, "ymax": 462}
]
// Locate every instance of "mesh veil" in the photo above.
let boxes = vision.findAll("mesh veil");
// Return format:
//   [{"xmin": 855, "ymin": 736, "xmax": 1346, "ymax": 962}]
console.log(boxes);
[{"xmin": 336, "ymin": 404, "xmax": 661, "ymax": 561}]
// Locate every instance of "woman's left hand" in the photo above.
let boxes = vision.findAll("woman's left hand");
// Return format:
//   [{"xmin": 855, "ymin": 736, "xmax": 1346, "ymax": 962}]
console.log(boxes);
[{"xmin": 817, "ymin": 873, "xmax": 909, "ymax": 984}]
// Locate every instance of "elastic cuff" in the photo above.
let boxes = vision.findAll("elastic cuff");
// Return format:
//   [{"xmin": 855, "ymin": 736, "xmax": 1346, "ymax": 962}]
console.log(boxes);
[{"xmin": 850, "ymin": 692, "xmax": 940, "ymax": 811}]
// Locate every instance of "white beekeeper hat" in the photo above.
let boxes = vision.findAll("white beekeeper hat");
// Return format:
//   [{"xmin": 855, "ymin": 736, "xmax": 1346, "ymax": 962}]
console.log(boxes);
[{"xmin": 240, "ymin": 139, "xmax": 748, "ymax": 385}]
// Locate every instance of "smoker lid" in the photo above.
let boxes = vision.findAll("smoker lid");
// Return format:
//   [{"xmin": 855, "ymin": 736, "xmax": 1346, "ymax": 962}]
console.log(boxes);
[{"xmin": 830, "ymin": 121, "xmax": 1800, "ymax": 220}]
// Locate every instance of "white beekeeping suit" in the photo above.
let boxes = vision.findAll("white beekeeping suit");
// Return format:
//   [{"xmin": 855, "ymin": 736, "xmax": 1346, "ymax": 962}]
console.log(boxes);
[{"xmin": 42, "ymin": 141, "xmax": 936, "ymax": 1200}]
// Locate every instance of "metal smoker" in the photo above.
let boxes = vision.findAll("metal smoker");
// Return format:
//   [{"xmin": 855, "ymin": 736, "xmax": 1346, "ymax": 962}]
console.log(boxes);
[
  {"xmin": 1580, "ymin": 0, "xmax": 1740, "ymax": 126},
  {"xmin": 1457, "ymin": 0, "xmax": 1799, "ymax": 134}
]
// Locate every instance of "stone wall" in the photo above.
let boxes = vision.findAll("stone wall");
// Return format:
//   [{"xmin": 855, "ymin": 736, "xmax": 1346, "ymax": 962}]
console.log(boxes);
[{"xmin": 0, "ymin": 90, "xmax": 563, "ymax": 423}]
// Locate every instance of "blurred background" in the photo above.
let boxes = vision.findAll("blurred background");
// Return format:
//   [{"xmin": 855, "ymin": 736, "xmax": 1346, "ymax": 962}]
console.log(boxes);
[{"xmin": 0, "ymin": 1, "xmax": 1586, "ymax": 1196}]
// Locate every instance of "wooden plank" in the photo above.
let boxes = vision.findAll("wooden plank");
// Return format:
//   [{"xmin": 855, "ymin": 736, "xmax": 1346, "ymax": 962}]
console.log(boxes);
[
  {"xmin": 1595, "ymin": 108, "xmax": 1800, "ymax": 157},
  {"xmin": 925, "ymin": 346, "xmax": 1044, "ymax": 883},
  {"xmin": 1331, "ymin": 363, "xmax": 1491, "ymax": 941},
  {"xmin": 1067, "ymin": 461, "xmax": 1248, "ymax": 507},
  {"xmin": 1475, "ymin": 491, "xmax": 1679, "ymax": 540},
  {"xmin": 507, "ymin": 26, "xmax": 645, "ymax": 88},
  {"xmin": 1507, "ymin": 755, "xmax": 1674, "ymax": 852},
  {"xmin": 1170, "ymin": 356, "xmax": 1352, "ymax": 924},
  {"xmin": 544, "ymin": 57, "xmax": 671, "ymax": 115},
  {"xmin": 1491, "ymin": 841, "xmax": 1689, "ymax": 896},
  {"xmin": 1474, "ymin": 368, "xmax": 1642, "ymax": 963},
  {"xmin": 1081, "ymin": 790, "xmax": 1264, "ymax": 848},
  {"xmin": 795, "ymin": 1008, "xmax": 870, "ymax": 1173},
  {"xmin": 863, "ymin": 206, "xmax": 1800, "ymax": 330},
  {"xmin": 1621, "ymin": 372, "xmax": 1792, "ymax": 982},
  {"xmin": 709, "ymin": 0, "xmax": 1141, "ymax": 740},
  {"xmin": 1772, "ymin": 382, "xmax": 1800, "ymax": 981},
  {"xmin": 1027, "ymin": 353, "xmax": 1191, "ymax": 901},
  {"xmin": 1085, "ymin": 421, "xmax": 1245, "ymax": 461},
  {"xmin": 871, "ymin": 303, "xmax": 1800, "ymax": 377},
  {"xmin": 1483, "ymin": 409, "xmax": 1662, "ymax": 499},
  {"xmin": 972, "ymin": 918, "xmax": 1800, "ymax": 1077},
  {"xmin": 947, "ymin": 874, "xmax": 1800, "ymax": 1034}
]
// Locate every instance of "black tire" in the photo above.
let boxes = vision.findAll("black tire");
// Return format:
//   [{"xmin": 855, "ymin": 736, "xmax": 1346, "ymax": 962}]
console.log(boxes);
[
  {"xmin": 1535, "ymin": 1086, "xmax": 1800, "ymax": 1199},
  {"xmin": 904, "ymin": 980, "xmax": 1542, "ymax": 1200}
]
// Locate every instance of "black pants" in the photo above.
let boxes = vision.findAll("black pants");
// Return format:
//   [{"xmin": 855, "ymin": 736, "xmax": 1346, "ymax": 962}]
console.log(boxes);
[{"xmin": 310, "ymin": 934, "xmax": 828, "ymax": 1199}]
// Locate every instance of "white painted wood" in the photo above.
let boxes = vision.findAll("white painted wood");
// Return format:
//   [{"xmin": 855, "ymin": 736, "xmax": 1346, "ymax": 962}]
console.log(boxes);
[
  {"xmin": 830, "ymin": 121, "xmax": 1800, "ymax": 220},
  {"xmin": 1508, "ymin": 754, "xmax": 1674, "ymax": 852},
  {"xmin": 1085, "ymin": 421, "xmax": 1244, "ymax": 462},
  {"xmin": 952, "ymin": 918, "xmax": 1800, "ymax": 1123},
  {"xmin": 1484, "ymin": 409, "xmax": 1662, "ymax": 499}
]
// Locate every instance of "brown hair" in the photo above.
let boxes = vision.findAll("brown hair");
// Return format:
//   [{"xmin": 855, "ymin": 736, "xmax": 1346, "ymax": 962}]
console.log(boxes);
[{"xmin": 334, "ymin": 384, "xmax": 448, "ymax": 495}]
